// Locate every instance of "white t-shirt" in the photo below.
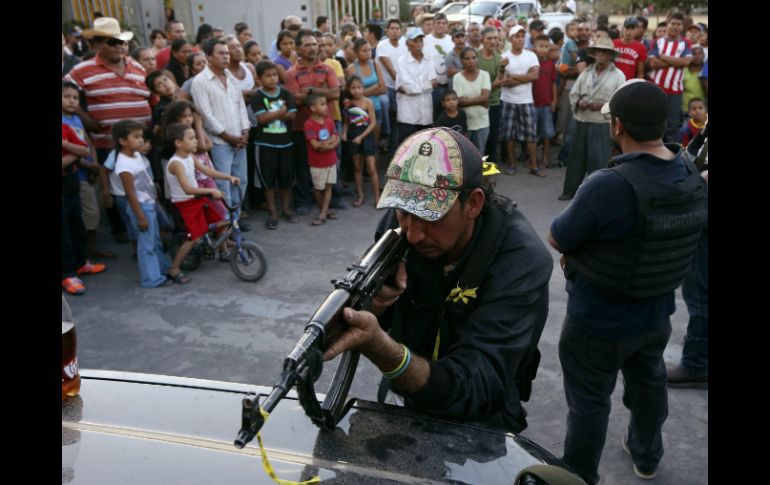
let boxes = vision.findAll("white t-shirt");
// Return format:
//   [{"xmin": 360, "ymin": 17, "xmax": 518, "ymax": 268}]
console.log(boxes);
[
  {"xmin": 423, "ymin": 34, "xmax": 454, "ymax": 85},
  {"xmin": 452, "ymin": 70, "xmax": 492, "ymax": 131},
  {"xmin": 376, "ymin": 37, "xmax": 407, "ymax": 88},
  {"xmin": 165, "ymin": 154, "xmax": 197, "ymax": 203},
  {"xmin": 500, "ymin": 49, "xmax": 540, "ymax": 104},
  {"xmin": 115, "ymin": 152, "xmax": 157, "ymax": 204}
]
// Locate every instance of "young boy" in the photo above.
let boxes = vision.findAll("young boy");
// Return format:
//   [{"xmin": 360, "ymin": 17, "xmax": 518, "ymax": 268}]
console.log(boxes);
[
  {"xmin": 532, "ymin": 35, "xmax": 557, "ymax": 168},
  {"xmin": 252, "ymin": 60, "xmax": 298, "ymax": 230},
  {"xmin": 165, "ymin": 122, "xmax": 240, "ymax": 281},
  {"xmin": 303, "ymin": 94, "xmax": 340, "ymax": 226},
  {"xmin": 146, "ymin": 71, "xmax": 182, "ymax": 129},
  {"xmin": 112, "ymin": 120, "xmax": 173, "ymax": 288},
  {"xmin": 434, "ymin": 90, "xmax": 467, "ymax": 136},
  {"xmin": 62, "ymin": 96, "xmax": 107, "ymax": 295},
  {"xmin": 62, "ymin": 81, "xmax": 116, "ymax": 260},
  {"xmin": 680, "ymin": 98, "xmax": 707, "ymax": 147}
]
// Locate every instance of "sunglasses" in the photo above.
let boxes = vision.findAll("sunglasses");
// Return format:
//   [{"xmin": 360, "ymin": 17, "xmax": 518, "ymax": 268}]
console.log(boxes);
[{"xmin": 106, "ymin": 38, "xmax": 126, "ymax": 46}]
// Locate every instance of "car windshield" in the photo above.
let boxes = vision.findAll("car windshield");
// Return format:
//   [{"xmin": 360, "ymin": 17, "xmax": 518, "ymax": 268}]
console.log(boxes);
[
  {"xmin": 443, "ymin": 3, "xmax": 466, "ymax": 15},
  {"xmin": 462, "ymin": 2, "xmax": 499, "ymax": 16}
]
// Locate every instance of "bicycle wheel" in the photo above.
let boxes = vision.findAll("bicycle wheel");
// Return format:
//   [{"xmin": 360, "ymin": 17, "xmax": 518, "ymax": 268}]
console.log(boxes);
[
  {"xmin": 229, "ymin": 240, "xmax": 267, "ymax": 282},
  {"xmin": 169, "ymin": 233, "xmax": 203, "ymax": 272}
]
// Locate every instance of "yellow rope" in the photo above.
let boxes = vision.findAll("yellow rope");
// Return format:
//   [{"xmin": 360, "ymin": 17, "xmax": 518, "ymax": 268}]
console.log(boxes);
[{"xmin": 256, "ymin": 407, "xmax": 321, "ymax": 485}]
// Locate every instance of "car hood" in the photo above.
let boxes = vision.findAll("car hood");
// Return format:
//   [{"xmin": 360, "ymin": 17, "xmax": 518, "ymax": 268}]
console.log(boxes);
[{"xmin": 63, "ymin": 370, "xmax": 565, "ymax": 484}]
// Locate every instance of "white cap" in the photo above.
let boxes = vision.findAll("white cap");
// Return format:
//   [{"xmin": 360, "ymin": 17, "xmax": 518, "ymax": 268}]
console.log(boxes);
[{"xmin": 509, "ymin": 25, "xmax": 526, "ymax": 38}]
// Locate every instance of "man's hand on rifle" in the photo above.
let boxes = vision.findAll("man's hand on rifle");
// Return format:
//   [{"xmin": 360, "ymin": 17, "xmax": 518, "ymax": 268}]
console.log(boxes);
[
  {"xmin": 370, "ymin": 262, "xmax": 407, "ymax": 316},
  {"xmin": 323, "ymin": 307, "xmax": 387, "ymax": 362}
]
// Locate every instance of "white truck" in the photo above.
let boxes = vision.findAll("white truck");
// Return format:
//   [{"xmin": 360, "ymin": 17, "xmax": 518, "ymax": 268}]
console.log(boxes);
[{"xmin": 450, "ymin": 0, "xmax": 575, "ymax": 30}]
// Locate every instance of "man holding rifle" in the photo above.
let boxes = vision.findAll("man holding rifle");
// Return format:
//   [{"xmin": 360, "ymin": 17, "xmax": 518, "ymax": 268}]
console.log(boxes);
[{"xmin": 324, "ymin": 127, "xmax": 552, "ymax": 434}]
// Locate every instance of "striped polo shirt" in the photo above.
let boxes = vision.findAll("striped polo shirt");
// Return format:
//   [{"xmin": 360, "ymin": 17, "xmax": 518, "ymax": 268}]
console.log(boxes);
[
  {"xmin": 65, "ymin": 54, "xmax": 151, "ymax": 149},
  {"xmin": 648, "ymin": 36, "xmax": 692, "ymax": 95}
]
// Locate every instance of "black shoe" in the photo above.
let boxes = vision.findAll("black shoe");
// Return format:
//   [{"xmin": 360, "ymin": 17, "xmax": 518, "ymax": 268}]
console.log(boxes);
[
  {"xmin": 238, "ymin": 222, "xmax": 251, "ymax": 232},
  {"xmin": 622, "ymin": 431, "xmax": 657, "ymax": 479},
  {"xmin": 558, "ymin": 194, "xmax": 573, "ymax": 201},
  {"xmin": 666, "ymin": 364, "xmax": 708, "ymax": 389}
]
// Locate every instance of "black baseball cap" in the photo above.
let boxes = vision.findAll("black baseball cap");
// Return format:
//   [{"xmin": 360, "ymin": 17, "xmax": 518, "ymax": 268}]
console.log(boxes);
[
  {"xmin": 451, "ymin": 28, "xmax": 466, "ymax": 37},
  {"xmin": 624, "ymin": 16, "xmax": 640, "ymax": 28},
  {"xmin": 601, "ymin": 79, "xmax": 667, "ymax": 125}
]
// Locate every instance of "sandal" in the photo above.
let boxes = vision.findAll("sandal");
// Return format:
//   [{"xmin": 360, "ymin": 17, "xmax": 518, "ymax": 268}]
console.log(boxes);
[
  {"xmin": 326, "ymin": 212, "xmax": 339, "ymax": 220},
  {"xmin": 311, "ymin": 217, "xmax": 326, "ymax": 226},
  {"xmin": 282, "ymin": 213, "xmax": 299, "ymax": 223},
  {"xmin": 265, "ymin": 218, "xmax": 279, "ymax": 230},
  {"xmin": 503, "ymin": 165, "xmax": 517, "ymax": 176},
  {"xmin": 353, "ymin": 198, "xmax": 365, "ymax": 208},
  {"xmin": 529, "ymin": 168, "xmax": 547, "ymax": 178},
  {"xmin": 167, "ymin": 271, "xmax": 191, "ymax": 284}
]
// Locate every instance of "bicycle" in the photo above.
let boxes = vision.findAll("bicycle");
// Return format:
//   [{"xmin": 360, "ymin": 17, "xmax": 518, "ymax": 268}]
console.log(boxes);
[{"xmin": 169, "ymin": 185, "xmax": 267, "ymax": 282}]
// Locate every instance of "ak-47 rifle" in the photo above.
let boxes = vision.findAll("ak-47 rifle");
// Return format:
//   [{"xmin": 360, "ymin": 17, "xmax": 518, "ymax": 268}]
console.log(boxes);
[{"xmin": 235, "ymin": 227, "xmax": 408, "ymax": 448}]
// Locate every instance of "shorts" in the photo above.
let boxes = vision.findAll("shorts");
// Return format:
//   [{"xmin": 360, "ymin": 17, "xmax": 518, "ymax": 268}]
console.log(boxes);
[
  {"xmin": 535, "ymin": 106, "xmax": 556, "ymax": 140},
  {"xmin": 258, "ymin": 145, "xmax": 295, "ymax": 189},
  {"xmin": 500, "ymin": 101, "xmax": 537, "ymax": 142},
  {"xmin": 173, "ymin": 197, "xmax": 225, "ymax": 241},
  {"xmin": 309, "ymin": 165, "xmax": 337, "ymax": 191},
  {"xmin": 347, "ymin": 125, "xmax": 376, "ymax": 156}
]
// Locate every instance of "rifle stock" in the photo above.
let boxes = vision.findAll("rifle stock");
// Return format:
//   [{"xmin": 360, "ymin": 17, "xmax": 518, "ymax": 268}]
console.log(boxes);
[{"xmin": 235, "ymin": 227, "xmax": 408, "ymax": 448}]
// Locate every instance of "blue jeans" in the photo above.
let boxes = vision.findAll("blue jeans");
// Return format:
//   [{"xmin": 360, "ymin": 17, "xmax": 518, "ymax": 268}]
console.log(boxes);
[
  {"xmin": 468, "ymin": 127, "xmax": 490, "ymax": 156},
  {"xmin": 681, "ymin": 228, "xmax": 708, "ymax": 374},
  {"xmin": 559, "ymin": 319, "xmax": 671, "ymax": 485},
  {"xmin": 379, "ymin": 94, "xmax": 390, "ymax": 136},
  {"xmin": 664, "ymin": 93, "xmax": 683, "ymax": 144},
  {"xmin": 126, "ymin": 201, "xmax": 171, "ymax": 288},
  {"xmin": 114, "ymin": 195, "xmax": 138, "ymax": 241},
  {"xmin": 387, "ymin": 87, "xmax": 399, "ymax": 153},
  {"xmin": 210, "ymin": 143, "xmax": 247, "ymax": 217}
]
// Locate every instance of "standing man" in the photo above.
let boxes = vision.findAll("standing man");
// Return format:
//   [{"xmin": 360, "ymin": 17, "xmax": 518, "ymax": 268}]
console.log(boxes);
[
  {"xmin": 559, "ymin": 37, "xmax": 624, "ymax": 200},
  {"xmin": 377, "ymin": 19, "xmax": 408, "ymax": 153},
  {"xmin": 466, "ymin": 22, "xmax": 482, "ymax": 50},
  {"xmin": 555, "ymin": 21, "xmax": 590, "ymax": 164},
  {"xmin": 613, "ymin": 17, "xmax": 647, "ymax": 80},
  {"xmin": 269, "ymin": 16, "xmax": 303, "ymax": 60},
  {"xmin": 325, "ymin": 127, "xmax": 552, "ymax": 434},
  {"xmin": 155, "ymin": 20, "xmax": 189, "ymax": 70},
  {"xmin": 65, "ymin": 17, "xmax": 151, "ymax": 243},
  {"xmin": 646, "ymin": 12, "xmax": 693, "ymax": 144},
  {"xmin": 423, "ymin": 13, "xmax": 454, "ymax": 117},
  {"xmin": 548, "ymin": 79, "xmax": 707, "ymax": 484},
  {"xmin": 191, "ymin": 39, "xmax": 251, "ymax": 224},
  {"xmin": 499, "ymin": 26, "xmax": 541, "ymax": 176},
  {"xmin": 315, "ymin": 16, "xmax": 330, "ymax": 34},
  {"xmin": 284, "ymin": 29, "xmax": 341, "ymax": 215},
  {"xmin": 395, "ymin": 27, "xmax": 437, "ymax": 143}
]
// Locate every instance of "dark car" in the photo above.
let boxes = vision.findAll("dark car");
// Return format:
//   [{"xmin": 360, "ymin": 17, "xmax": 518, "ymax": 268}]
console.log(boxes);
[{"xmin": 63, "ymin": 369, "xmax": 585, "ymax": 484}]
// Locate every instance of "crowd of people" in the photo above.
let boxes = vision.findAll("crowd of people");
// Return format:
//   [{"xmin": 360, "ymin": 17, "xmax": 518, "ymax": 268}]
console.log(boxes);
[{"xmin": 62, "ymin": 6, "xmax": 708, "ymax": 484}]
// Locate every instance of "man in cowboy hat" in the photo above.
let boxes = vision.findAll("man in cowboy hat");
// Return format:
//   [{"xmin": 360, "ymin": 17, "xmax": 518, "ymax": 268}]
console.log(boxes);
[
  {"xmin": 65, "ymin": 17, "xmax": 152, "ymax": 243},
  {"xmin": 558, "ymin": 36, "xmax": 625, "ymax": 200}
]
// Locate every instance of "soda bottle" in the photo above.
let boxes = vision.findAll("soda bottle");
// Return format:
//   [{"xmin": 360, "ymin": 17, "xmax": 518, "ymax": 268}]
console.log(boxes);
[{"xmin": 62, "ymin": 296, "xmax": 81, "ymax": 400}]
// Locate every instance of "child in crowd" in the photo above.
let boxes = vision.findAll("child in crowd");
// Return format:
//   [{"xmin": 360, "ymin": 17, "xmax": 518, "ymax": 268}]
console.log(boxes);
[
  {"xmin": 341, "ymin": 75, "xmax": 379, "ymax": 208},
  {"xmin": 62, "ymin": 81, "xmax": 116, "ymax": 260},
  {"xmin": 434, "ymin": 90, "xmax": 467, "ymax": 136},
  {"xmin": 304, "ymin": 94, "xmax": 340, "ymax": 226},
  {"xmin": 161, "ymin": 101, "xmax": 227, "ymax": 221},
  {"xmin": 532, "ymin": 34, "xmax": 557, "ymax": 168},
  {"xmin": 680, "ymin": 98, "xmax": 707, "ymax": 147},
  {"xmin": 146, "ymin": 71, "xmax": 183, "ymax": 129},
  {"xmin": 62, "ymin": 104, "xmax": 107, "ymax": 295},
  {"xmin": 112, "ymin": 120, "xmax": 174, "ymax": 288},
  {"xmin": 252, "ymin": 60, "xmax": 298, "ymax": 228},
  {"xmin": 165, "ymin": 123, "xmax": 240, "ymax": 282}
]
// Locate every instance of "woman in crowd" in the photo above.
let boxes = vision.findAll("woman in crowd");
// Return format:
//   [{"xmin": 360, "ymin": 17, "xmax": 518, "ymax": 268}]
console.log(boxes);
[
  {"xmin": 163, "ymin": 38, "xmax": 192, "ymax": 87},
  {"xmin": 344, "ymin": 39, "xmax": 386, "ymax": 149}
]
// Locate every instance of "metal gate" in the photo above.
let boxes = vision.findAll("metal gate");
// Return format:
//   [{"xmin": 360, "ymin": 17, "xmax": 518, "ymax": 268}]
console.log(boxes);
[
  {"xmin": 326, "ymin": 0, "xmax": 394, "ymax": 34},
  {"xmin": 68, "ymin": 0, "xmax": 127, "ymax": 25}
]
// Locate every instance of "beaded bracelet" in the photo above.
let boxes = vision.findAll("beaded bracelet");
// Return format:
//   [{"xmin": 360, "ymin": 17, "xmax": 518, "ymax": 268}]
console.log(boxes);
[{"xmin": 383, "ymin": 344, "xmax": 411, "ymax": 380}]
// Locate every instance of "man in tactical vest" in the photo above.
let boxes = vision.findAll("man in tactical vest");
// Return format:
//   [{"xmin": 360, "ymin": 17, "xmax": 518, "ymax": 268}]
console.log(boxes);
[
  {"xmin": 547, "ymin": 79, "xmax": 708, "ymax": 484},
  {"xmin": 323, "ymin": 127, "xmax": 552, "ymax": 433}
]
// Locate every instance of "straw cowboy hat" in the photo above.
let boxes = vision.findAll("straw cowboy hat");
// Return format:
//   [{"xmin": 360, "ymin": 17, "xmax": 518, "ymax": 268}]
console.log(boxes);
[
  {"xmin": 82, "ymin": 17, "xmax": 134, "ymax": 41},
  {"xmin": 587, "ymin": 36, "xmax": 618, "ymax": 58}
]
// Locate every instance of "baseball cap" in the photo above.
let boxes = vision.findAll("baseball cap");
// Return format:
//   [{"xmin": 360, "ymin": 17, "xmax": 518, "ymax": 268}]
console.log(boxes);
[
  {"xmin": 509, "ymin": 25, "xmax": 526, "ymax": 38},
  {"xmin": 377, "ymin": 127, "xmax": 483, "ymax": 222},
  {"xmin": 451, "ymin": 28, "xmax": 466, "ymax": 38},
  {"xmin": 601, "ymin": 79, "xmax": 667, "ymax": 125},
  {"xmin": 405, "ymin": 27, "xmax": 425, "ymax": 40},
  {"xmin": 624, "ymin": 16, "xmax": 640, "ymax": 28}
]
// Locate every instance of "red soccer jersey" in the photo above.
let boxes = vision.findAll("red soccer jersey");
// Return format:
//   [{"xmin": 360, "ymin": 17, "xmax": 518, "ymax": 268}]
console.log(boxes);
[
  {"xmin": 532, "ymin": 58, "xmax": 557, "ymax": 107},
  {"xmin": 304, "ymin": 116, "xmax": 338, "ymax": 168},
  {"xmin": 613, "ymin": 39, "xmax": 648, "ymax": 80},
  {"xmin": 648, "ymin": 37, "xmax": 692, "ymax": 95}
]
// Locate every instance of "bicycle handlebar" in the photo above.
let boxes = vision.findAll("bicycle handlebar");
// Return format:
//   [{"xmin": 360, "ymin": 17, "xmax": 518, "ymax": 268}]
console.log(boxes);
[{"xmin": 220, "ymin": 183, "xmax": 244, "ymax": 213}]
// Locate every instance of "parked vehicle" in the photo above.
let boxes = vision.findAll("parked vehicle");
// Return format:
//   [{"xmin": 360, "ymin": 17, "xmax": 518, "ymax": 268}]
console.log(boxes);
[{"xmin": 451, "ymin": 0, "xmax": 575, "ymax": 28}]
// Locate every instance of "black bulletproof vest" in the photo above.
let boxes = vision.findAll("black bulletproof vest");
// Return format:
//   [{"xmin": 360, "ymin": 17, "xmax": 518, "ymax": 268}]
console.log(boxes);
[{"xmin": 567, "ymin": 157, "xmax": 708, "ymax": 299}]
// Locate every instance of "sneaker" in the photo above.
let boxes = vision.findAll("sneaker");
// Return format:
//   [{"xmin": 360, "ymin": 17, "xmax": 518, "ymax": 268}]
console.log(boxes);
[
  {"xmin": 62, "ymin": 277, "xmax": 86, "ymax": 295},
  {"xmin": 666, "ymin": 364, "xmax": 708, "ymax": 389},
  {"xmin": 622, "ymin": 431, "xmax": 657, "ymax": 480},
  {"xmin": 76, "ymin": 261, "xmax": 107, "ymax": 276}
]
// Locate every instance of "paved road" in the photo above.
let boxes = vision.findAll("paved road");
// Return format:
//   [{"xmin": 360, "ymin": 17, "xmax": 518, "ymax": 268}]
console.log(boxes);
[{"xmin": 67, "ymin": 150, "xmax": 707, "ymax": 484}]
